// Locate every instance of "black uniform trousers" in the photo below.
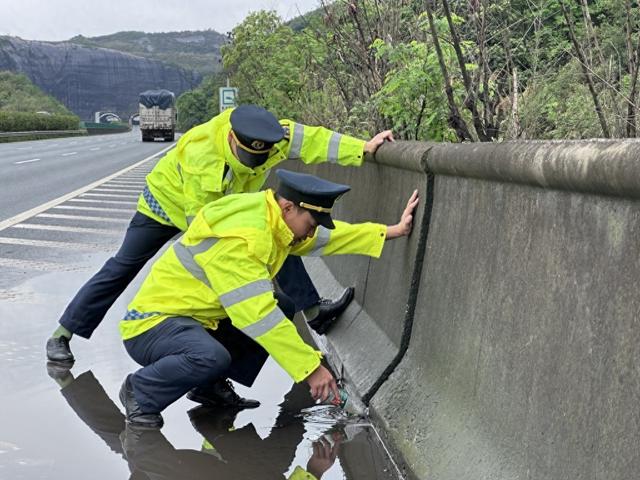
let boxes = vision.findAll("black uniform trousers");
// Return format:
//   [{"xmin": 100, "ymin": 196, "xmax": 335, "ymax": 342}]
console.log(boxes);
[
  {"xmin": 59, "ymin": 212, "xmax": 320, "ymax": 338},
  {"xmin": 123, "ymin": 293, "xmax": 296, "ymax": 414}
]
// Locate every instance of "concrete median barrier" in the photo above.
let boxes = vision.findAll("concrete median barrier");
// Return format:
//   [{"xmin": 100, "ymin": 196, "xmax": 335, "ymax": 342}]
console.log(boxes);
[{"xmin": 281, "ymin": 139, "xmax": 640, "ymax": 479}]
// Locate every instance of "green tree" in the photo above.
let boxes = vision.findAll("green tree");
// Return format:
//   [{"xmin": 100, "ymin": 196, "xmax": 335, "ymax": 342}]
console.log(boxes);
[
  {"xmin": 176, "ymin": 74, "xmax": 224, "ymax": 131},
  {"xmin": 0, "ymin": 71, "xmax": 74, "ymax": 115}
]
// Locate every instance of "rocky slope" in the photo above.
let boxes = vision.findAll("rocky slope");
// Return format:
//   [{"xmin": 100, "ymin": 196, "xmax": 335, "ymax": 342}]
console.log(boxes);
[
  {"xmin": 0, "ymin": 36, "xmax": 201, "ymax": 120},
  {"xmin": 70, "ymin": 30, "xmax": 226, "ymax": 76}
]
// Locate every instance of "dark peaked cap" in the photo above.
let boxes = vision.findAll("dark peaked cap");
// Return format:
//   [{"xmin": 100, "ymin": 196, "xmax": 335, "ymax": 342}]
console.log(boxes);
[
  {"xmin": 230, "ymin": 105, "xmax": 284, "ymax": 168},
  {"xmin": 275, "ymin": 169, "xmax": 351, "ymax": 229}
]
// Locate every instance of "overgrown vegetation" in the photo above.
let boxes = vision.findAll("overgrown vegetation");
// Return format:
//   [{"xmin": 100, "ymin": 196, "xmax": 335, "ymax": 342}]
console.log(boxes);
[
  {"xmin": 0, "ymin": 71, "xmax": 79, "ymax": 132},
  {"xmin": 0, "ymin": 111, "xmax": 79, "ymax": 131},
  {"xmin": 202, "ymin": 0, "xmax": 640, "ymax": 141},
  {"xmin": 0, "ymin": 71, "xmax": 75, "ymax": 115}
]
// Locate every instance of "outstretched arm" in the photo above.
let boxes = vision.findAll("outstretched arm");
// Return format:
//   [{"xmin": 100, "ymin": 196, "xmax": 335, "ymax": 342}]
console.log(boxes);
[
  {"xmin": 291, "ymin": 190, "xmax": 421, "ymax": 257},
  {"xmin": 386, "ymin": 189, "xmax": 420, "ymax": 239}
]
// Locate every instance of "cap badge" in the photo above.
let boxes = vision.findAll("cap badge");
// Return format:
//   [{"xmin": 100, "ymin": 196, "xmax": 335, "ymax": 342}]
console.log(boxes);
[{"xmin": 251, "ymin": 140, "xmax": 265, "ymax": 150}]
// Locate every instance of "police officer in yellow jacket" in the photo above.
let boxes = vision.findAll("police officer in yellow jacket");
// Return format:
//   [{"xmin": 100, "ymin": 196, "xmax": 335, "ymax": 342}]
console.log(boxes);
[
  {"xmin": 47, "ymin": 105, "xmax": 394, "ymax": 368},
  {"xmin": 118, "ymin": 169, "xmax": 419, "ymax": 428}
]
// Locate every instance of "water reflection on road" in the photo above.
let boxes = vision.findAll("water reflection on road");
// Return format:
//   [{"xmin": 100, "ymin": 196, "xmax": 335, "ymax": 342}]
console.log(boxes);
[
  {"xmin": 0, "ymin": 267, "xmax": 400, "ymax": 480},
  {"xmin": 47, "ymin": 369, "xmax": 397, "ymax": 480}
]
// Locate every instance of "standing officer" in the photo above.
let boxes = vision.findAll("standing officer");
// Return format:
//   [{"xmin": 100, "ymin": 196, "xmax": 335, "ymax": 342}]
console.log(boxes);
[
  {"xmin": 46, "ymin": 105, "xmax": 394, "ymax": 373},
  {"xmin": 117, "ymin": 169, "xmax": 419, "ymax": 428}
]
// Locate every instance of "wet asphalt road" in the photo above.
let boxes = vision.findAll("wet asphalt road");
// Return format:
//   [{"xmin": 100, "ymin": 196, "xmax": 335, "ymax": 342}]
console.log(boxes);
[{"xmin": 0, "ymin": 131, "xmax": 401, "ymax": 480}]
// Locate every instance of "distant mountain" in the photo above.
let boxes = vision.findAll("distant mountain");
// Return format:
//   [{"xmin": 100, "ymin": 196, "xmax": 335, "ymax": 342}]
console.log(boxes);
[
  {"xmin": 69, "ymin": 30, "xmax": 227, "ymax": 76},
  {"xmin": 0, "ymin": 36, "xmax": 201, "ymax": 120}
]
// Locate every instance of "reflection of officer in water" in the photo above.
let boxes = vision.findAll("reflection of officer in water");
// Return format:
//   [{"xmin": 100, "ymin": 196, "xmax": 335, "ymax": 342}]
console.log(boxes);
[{"xmin": 51, "ymin": 369, "xmax": 340, "ymax": 480}]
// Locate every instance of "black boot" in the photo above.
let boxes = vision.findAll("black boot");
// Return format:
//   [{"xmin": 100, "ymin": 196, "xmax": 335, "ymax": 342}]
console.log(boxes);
[
  {"xmin": 187, "ymin": 379, "xmax": 260, "ymax": 409},
  {"xmin": 45, "ymin": 336, "xmax": 74, "ymax": 363},
  {"xmin": 307, "ymin": 287, "xmax": 355, "ymax": 335},
  {"xmin": 119, "ymin": 375, "xmax": 164, "ymax": 429}
]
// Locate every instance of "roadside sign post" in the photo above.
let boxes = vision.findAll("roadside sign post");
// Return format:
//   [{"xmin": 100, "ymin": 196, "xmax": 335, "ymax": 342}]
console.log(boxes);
[{"xmin": 219, "ymin": 87, "xmax": 238, "ymax": 112}]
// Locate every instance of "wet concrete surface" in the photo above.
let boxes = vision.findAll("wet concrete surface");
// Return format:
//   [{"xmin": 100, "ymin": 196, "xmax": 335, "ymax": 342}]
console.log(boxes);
[{"xmin": 0, "ymin": 157, "xmax": 402, "ymax": 479}]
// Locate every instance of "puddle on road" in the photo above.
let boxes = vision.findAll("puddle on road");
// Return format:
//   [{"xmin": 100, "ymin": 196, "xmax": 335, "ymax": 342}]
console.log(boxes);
[{"xmin": 0, "ymin": 268, "xmax": 402, "ymax": 480}]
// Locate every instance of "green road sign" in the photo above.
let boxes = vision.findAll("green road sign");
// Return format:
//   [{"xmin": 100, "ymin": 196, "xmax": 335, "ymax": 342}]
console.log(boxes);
[{"xmin": 219, "ymin": 87, "xmax": 238, "ymax": 112}]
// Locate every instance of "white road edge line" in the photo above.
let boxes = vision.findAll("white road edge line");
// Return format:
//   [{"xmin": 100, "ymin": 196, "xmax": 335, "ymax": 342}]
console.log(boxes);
[{"xmin": 0, "ymin": 143, "xmax": 175, "ymax": 232}]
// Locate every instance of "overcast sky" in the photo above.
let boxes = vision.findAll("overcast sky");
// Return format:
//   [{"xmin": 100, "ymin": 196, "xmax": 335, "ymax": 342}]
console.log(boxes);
[{"xmin": 2, "ymin": 0, "xmax": 321, "ymax": 41}]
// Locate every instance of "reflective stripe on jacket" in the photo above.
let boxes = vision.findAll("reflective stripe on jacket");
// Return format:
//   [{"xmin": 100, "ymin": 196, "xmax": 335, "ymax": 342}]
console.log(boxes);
[
  {"xmin": 137, "ymin": 108, "xmax": 367, "ymax": 231},
  {"xmin": 121, "ymin": 189, "xmax": 386, "ymax": 382}
]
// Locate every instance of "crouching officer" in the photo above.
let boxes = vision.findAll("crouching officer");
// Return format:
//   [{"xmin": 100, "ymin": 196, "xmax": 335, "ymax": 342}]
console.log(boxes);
[
  {"xmin": 118, "ymin": 169, "xmax": 419, "ymax": 428},
  {"xmin": 47, "ymin": 105, "xmax": 394, "ymax": 371}
]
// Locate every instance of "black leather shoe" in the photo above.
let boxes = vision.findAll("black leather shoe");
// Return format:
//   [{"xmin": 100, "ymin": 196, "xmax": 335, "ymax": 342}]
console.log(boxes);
[
  {"xmin": 119, "ymin": 375, "xmax": 164, "ymax": 429},
  {"xmin": 187, "ymin": 379, "xmax": 260, "ymax": 409},
  {"xmin": 307, "ymin": 287, "xmax": 355, "ymax": 335},
  {"xmin": 46, "ymin": 336, "xmax": 74, "ymax": 363}
]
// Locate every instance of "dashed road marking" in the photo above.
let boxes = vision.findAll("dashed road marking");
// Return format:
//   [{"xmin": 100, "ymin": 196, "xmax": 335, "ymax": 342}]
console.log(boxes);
[
  {"xmin": 0, "ymin": 237, "xmax": 112, "ymax": 251},
  {"xmin": 0, "ymin": 257, "xmax": 87, "ymax": 272},
  {"xmin": 36, "ymin": 213, "xmax": 130, "ymax": 223},
  {"xmin": 91, "ymin": 188, "xmax": 141, "ymax": 193},
  {"xmin": 80, "ymin": 192, "xmax": 139, "ymax": 199},
  {"xmin": 53, "ymin": 205, "xmax": 132, "ymax": 213},
  {"xmin": 67, "ymin": 198, "xmax": 137, "ymax": 206},
  {"xmin": 11, "ymin": 223, "xmax": 123, "ymax": 235},
  {"xmin": 14, "ymin": 158, "xmax": 41, "ymax": 165}
]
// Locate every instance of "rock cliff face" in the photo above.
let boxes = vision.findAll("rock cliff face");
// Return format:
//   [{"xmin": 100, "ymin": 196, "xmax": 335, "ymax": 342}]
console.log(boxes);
[{"xmin": 0, "ymin": 36, "xmax": 201, "ymax": 120}]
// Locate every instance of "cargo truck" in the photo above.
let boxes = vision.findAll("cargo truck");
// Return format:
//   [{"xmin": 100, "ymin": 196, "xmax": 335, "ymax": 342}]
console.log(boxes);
[{"xmin": 139, "ymin": 89, "xmax": 176, "ymax": 142}]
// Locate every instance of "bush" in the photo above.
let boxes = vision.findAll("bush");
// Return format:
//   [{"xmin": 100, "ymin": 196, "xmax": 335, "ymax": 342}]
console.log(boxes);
[{"xmin": 0, "ymin": 111, "xmax": 80, "ymax": 132}]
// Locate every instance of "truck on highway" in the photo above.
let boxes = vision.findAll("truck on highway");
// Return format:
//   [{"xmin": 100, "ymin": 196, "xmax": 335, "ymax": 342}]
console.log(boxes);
[{"xmin": 138, "ymin": 89, "xmax": 176, "ymax": 142}]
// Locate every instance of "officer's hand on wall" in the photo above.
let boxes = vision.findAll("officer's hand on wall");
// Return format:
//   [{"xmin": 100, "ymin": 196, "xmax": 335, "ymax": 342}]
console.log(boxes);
[
  {"xmin": 386, "ymin": 189, "xmax": 420, "ymax": 239},
  {"xmin": 306, "ymin": 364, "xmax": 339, "ymax": 402},
  {"xmin": 364, "ymin": 130, "xmax": 394, "ymax": 154}
]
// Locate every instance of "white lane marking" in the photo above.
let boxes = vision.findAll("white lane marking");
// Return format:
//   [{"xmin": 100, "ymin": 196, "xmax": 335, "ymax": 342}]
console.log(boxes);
[
  {"xmin": 67, "ymin": 198, "xmax": 137, "ymax": 205},
  {"xmin": 62, "ymin": 152, "xmax": 78, "ymax": 156},
  {"xmin": 53, "ymin": 205, "xmax": 132, "ymax": 213},
  {"xmin": 14, "ymin": 158, "xmax": 41, "ymax": 165},
  {"xmin": 36, "ymin": 213, "xmax": 130, "ymax": 223},
  {"xmin": 0, "ymin": 237, "xmax": 112, "ymax": 251},
  {"xmin": 15, "ymin": 146, "xmax": 32, "ymax": 150},
  {"xmin": 80, "ymin": 192, "xmax": 138, "ymax": 199},
  {"xmin": 106, "ymin": 179, "xmax": 146, "ymax": 183},
  {"xmin": 0, "ymin": 257, "xmax": 87, "ymax": 272},
  {"xmin": 103, "ymin": 183, "xmax": 143, "ymax": 189},
  {"xmin": 90, "ymin": 147, "xmax": 101, "ymax": 151},
  {"xmin": 0, "ymin": 143, "xmax": 174, "ymax": 232},
  {"xmin": 91, "ymin": 188, "xmax": 141, "ymax": 193},
  {"xmin": 11, "ymin": 224, "xmax": 122, "ymax": 234}
]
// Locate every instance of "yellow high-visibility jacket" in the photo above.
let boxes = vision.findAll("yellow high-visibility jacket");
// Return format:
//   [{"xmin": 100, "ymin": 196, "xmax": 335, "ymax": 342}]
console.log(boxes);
[
  {"xmin": 121, "ymin": 189, "xmax": 386, "ymax": 382},
  {"xmin": 138, "ymin": 108, "xmax": 367, "ymax": 231}
]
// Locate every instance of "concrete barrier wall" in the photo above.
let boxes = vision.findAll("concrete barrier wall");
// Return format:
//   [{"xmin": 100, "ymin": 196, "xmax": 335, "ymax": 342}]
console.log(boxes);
[
  {"xmin": 281, "ymin": 139, "xmax": 640, "ymax": 480},
  {"xmin": 280, "ymin": 142, "xmax": 432, "ymax": 398}
]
